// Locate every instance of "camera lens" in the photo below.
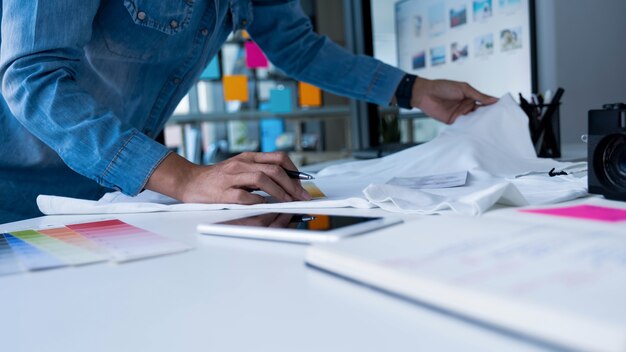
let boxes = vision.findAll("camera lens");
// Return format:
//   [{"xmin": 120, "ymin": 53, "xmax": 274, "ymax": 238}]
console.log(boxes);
[
  {"xmin": 618, "ymin": 147, "xmax": 626, "ymax": 174},
  {"xmin": 595, "ymin": 134, "xmax": 626, "ymax": 191}
]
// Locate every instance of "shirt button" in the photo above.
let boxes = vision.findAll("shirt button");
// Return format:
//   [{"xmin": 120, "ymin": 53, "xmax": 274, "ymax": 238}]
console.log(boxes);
[
  {"xmin": 137, "ymin": 11, "xmax": 146, "ymax": 21},
  {"xmin": 201, "ymin": 28, "xmax": 209, "ymax": 36},
  {"xmin": 172, "ymin": 77, "xmax": 182, "ymax": 85},
  {"xmin": 241, "ymin": 19, "xmax": 248, "ymax": 26},
  {"xmin": 170, "ymin": 20, "xmax": 179, "ymax": 29}
]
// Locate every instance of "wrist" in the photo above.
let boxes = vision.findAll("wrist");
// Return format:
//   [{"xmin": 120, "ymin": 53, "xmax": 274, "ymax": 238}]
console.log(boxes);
[
  {"xmin": 410, "ymin": 76, "xmax": 430, "ymax": 109},
  {"xmin": 145, "ymin": 153, "xmax": 199, "ymax": 201}
]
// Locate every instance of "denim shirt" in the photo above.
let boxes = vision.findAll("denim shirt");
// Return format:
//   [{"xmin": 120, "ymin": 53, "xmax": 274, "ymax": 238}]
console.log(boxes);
[{"xmin": 0, "ymin": 0, "xmax": 405, "ymax": 223}]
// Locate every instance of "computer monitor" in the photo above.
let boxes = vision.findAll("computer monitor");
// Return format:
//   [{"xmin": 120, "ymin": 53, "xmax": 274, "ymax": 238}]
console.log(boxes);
[{"xmin": 371, "ymin": 0, "xmax": 537, "ymax": 106}]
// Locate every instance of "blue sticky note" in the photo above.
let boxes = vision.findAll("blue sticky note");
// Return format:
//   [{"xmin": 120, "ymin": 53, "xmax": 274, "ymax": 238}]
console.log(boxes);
[
  {"xmin": 269, "ymin": 88, "xmax": 293, "ymax": 114},
  {"xmin": 260, "ymin": 118, "xmax": 285, "ymax": 152},
  {"xmin": 200, "ymin": 57, "xmax": 220, "ymax": 80}
]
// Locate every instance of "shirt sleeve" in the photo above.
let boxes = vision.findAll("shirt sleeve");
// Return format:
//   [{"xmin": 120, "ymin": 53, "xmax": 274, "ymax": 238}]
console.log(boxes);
[
  {"xmin": 248, "ymin": 0, "xmax": 405, "ymax": 106},
  {"xmin": 0, "ymin": 0, "xmax": 170, "ymax": 196}
]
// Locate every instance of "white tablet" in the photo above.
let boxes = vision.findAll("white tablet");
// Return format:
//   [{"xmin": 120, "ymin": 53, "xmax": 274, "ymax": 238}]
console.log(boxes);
[{"xmin": 196, "ymin": 213, "xmax": 403, "ymax": 244}]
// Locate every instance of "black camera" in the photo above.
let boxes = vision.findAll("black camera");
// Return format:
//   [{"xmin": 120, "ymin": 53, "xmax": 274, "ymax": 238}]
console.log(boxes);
[{"xmin": 588, "ymin": 103, "xmax": 626, "ymax": 201}]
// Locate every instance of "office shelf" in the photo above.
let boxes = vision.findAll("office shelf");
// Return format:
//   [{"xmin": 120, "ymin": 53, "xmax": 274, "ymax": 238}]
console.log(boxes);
[{"xmin": 167, "ymin": 106, "xmax": 351, "ymax": 124}]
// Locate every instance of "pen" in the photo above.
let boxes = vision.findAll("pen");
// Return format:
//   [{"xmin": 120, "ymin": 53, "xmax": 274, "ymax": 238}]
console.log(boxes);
[
  {"xmin": 530, "ymin": 95, "xmax": 541, "ymax": 119},
  {"xmin": 534, "ymin": 87, "xmax": 564, "ymax": 155},
  {"xmin": 246, "ymin": 169, "xmax": 315, "ymax": 193},
  {"xmin": 537, "ymin": 94, "xmax": 545, "ymax": 115},
  {"xmin": 284, "ymin": 168, "xmax": 315, "ymax": 180},
  {"xmin": 290, "ymin": 215, "xmax": 316, "ymax": 223},
  {"xmin": 520, "ymin": 93, "xmax": 540, "ymax": 141}
]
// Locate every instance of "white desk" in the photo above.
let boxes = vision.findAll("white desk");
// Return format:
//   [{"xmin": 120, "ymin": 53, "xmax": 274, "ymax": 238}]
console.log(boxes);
[{"xmin": 0, "ymin": 206, "xmax": 589, "ymax": 352}]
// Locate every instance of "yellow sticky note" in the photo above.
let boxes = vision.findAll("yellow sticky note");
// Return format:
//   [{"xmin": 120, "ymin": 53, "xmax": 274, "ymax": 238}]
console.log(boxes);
[
  {"xmin": 223, "ymin": 75, "xmax": 249, "ymax": 102},
  {"xmin": 303, "ymin": 182, "xmax": 326, "ymax": 199},
  {"xmin": 298, "ymin": 82, "xmax": 322, "ymax": 107}
]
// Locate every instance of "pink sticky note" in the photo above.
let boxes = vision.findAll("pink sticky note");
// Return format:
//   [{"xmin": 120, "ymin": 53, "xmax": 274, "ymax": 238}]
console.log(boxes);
[
  {"xmin": 520, "ymin": 205, "xmax": 626, "ymax": 223},
  {"xmin": 245, "ymin": 41, "xmax": 269, "ymax": 68}
]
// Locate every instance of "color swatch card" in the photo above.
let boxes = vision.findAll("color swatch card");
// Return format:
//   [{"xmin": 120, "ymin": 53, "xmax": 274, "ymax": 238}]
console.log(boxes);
[
  {"xmin": 8, "ymin": 229, "xmax": 105, "ymax": 267},
  {"xmin": 3, "ymin": 233, "xmax": 67, "ymax": 271},
  {"xmin": 65, "ymin": 220, "xmax": 192, "ymax": 262},
  {"xmin": 38, "ymin": 227, "xmax": 106, "ymax": 255},
  {"xmin": 0, "ymin": 219, "xmax": 192, "ymax": 275},
  {"xmin": 0, "ymin": 234, "xmax": 24, "ymax": 276},
  {"xmin": 245, "ymin": 41, "xmax": 269, "ymax": 68}
]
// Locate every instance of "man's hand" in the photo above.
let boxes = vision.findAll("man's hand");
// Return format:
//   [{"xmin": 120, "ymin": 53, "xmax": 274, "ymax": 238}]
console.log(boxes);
[
  {"xmin": 410, "ymin": 77, "xmax": 498, "ymax": 124},
  {"xmin": 146, "ymin": 152, "xmax": 312, "ymax": 204}
]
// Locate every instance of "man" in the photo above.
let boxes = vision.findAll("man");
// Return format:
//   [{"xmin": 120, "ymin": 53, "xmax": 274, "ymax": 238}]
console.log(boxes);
[{"xmin": 0, "ymin": 0, "xmax": 497, "ymax": 224}]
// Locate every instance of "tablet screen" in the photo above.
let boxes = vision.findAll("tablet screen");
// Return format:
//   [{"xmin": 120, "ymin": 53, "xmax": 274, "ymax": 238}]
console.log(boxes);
[{"xmin": 216, "ymin": 213, "xmax": 381, "ymax": 232}]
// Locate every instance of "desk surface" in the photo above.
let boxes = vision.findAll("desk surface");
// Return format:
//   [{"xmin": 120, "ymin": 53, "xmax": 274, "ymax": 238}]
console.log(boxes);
[{"xmin": 1, "ymin": 207, "xmax": 565, "ymax": 352}]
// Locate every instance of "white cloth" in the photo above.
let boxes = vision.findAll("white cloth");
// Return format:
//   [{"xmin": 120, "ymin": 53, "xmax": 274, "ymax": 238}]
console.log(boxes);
[
  {"xmin": 36, "ymin": 190, "xmax": 373, "ymax": 215},
  {"xmin": 317, "ymin": 94, "xmax": 588, "ymax": 215},
  {"xmin": 37, "ymin": 94, "xmax": 587, "ymax": 216}
]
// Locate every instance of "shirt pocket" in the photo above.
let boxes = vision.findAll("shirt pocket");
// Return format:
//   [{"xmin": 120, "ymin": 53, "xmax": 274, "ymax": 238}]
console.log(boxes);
[
  {"xmin": 95, "ymin": 0, "xmax": 195, "ymax": 61},
  {"xmin": 124, "ymin": 0, "xmax": 194, "ymax": 35}
]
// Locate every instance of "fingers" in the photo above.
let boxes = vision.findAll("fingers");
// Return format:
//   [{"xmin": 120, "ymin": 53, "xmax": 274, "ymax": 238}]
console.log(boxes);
[
  {"xmin": 238, "ymin": 151, "xmax": 299, "ymax": 171},
  {"xmin": 224, "ymin": 189, "xmax": 267, "ymax": 205},
  {"xmin": 236, "ymin": 171, "xmax": 292, "ymax": 202},
  {"xmin": 177, "ymin": 152, "xmax": 313, "ymax": 204},
  {"xmin": 230, "ymin": 171, "xmax": 301, "ymax": 203},
  {"xmin": 461, "ymin": 83, "xmax": 498, "ymax": 105},
  {"xmin": 254, "ymin": 163, "xmax": 311, "ymax": 201},
  {"xmin": 448, "ymin": 98, "xmax": 477, "ymax": 124},
  {"xmin": 233, "ymin": 152, "xmax": 310, "ymax": 201}
]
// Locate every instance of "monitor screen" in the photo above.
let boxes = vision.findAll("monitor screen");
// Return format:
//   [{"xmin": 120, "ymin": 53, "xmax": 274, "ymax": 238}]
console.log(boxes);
[{"xmin": 372, "ymin": 0, "xmax": 535, "ymax": 105}]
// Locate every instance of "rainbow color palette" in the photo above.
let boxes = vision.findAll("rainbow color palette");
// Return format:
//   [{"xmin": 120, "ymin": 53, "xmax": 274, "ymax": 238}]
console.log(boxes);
[
  {"xmin": 0, "ymin": 234, "xmax": 24, "ymax": 276},
  {"xmin": 0, "ymin": 219, "xmax": 192, "ymax": 275},
  {"xmin": 66, "ymin": 220, "xmax": 191, "ymax": 262},
  {"xmin": 9, "ymin": 229, "xmax": 106, "ymax": 266},
  {"xmin": 3, "ymin": 233, "xmax": 66, "ymax": 271}
]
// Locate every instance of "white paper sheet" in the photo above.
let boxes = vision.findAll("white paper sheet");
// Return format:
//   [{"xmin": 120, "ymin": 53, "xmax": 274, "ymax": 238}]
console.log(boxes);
[
  {"xmin": 36, "ymin": 190, "xmax": 373, "ymax": 215},
  {"xmin": 387, "ymin": 171, "xmax": 468, "ymax": 189},
  {"xmin": 306, "ymin": 215, "xmax": 626, "ymax": 352}
]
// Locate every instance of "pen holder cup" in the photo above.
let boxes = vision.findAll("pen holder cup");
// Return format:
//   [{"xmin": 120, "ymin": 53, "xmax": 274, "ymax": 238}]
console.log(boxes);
[{"xmin": 524, "ymin": 102, "xmax": 561, "ymax": 158}]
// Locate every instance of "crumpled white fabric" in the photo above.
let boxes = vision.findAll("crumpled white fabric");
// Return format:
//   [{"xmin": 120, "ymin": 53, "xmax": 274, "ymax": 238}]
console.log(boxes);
[
  {"xmin": 316, "ymin": 94, "xmax": 588, "ymax": 215},
  {"xmin": 37, "ymin": 94, "xmax": 588, "ymax": 216},
  {"xmin": 363, "ymin": 169, "xmax": 587, "ymax": 215}
]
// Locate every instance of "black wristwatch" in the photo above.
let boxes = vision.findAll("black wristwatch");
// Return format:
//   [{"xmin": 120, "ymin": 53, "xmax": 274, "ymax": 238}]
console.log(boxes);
[{"xmin": 394, "ymin": 74, "xmax": 417, "ymax": 109}]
